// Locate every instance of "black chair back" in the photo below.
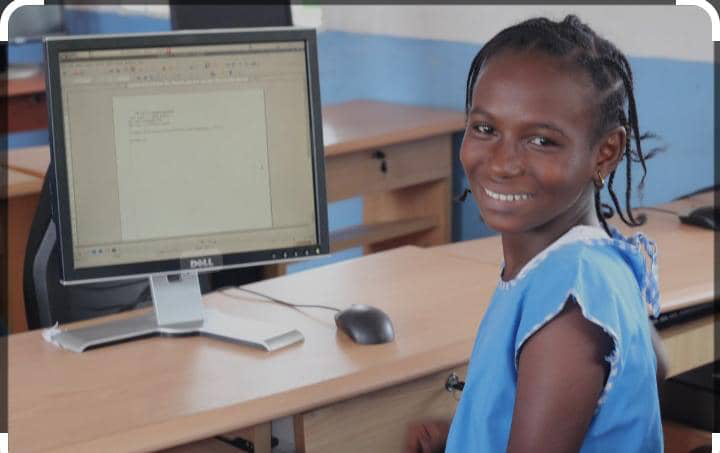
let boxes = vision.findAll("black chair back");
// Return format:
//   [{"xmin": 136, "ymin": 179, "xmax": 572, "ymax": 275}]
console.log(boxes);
[
  {"xmin": 169, "ymin": 4, "xmax": 292, "ymax": 30},
  {"xmin": 23, "ymin": 173, "xmax": 150, "ymax": 329}
]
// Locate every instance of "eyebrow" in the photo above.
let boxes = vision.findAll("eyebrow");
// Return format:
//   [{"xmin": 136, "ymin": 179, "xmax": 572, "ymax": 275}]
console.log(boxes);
[{"xmin": 468, "ymin": 106, "xmax": 569, "ymax": 139}]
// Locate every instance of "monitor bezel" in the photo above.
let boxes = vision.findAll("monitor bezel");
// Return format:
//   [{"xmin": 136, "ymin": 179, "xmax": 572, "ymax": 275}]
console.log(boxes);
[{"xmin": 44, "ymin": 27, "xmax": 330, "ymax": 284}]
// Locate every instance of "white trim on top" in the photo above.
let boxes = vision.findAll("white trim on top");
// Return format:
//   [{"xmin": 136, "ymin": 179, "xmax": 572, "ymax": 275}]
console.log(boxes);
[{"xmin": 320, "ymin": 5, "xmax": 714, "ymax": 62}]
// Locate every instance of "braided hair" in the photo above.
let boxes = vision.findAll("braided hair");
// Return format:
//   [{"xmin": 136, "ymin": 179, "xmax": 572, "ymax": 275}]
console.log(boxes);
[{"xmin": 465, "ymin": 15, "xmax": 661, "ymax": 234}]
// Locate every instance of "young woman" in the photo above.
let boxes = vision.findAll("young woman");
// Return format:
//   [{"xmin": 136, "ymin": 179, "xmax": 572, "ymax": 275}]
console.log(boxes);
[{"xmin": 406, "ymin": 15, "xmax": 667, "ymax": 452}]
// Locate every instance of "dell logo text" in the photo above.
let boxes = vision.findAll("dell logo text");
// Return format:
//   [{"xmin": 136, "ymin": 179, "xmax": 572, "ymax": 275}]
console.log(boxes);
[{"xmin": 189, "ymin": 257, "xmax": 215, "ymax": 268}]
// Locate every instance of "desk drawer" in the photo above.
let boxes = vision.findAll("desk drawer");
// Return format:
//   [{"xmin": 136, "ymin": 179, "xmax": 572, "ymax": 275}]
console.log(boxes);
[
  {"xmin": 325, "ymin": 135, "xmax": 452, "ymax": 202},
  {"xmin": 8, "ymin": 93, "xmax": 48, "ymax": 132},
  {"xmin": 295, "ymin": 364, "xmax": 467, "ymax": 453}
]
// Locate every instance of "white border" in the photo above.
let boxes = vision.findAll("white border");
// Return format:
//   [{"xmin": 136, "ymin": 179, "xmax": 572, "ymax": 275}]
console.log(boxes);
[
  {"xmin": 676, "ymin": 0, "xmax": 720, "ymax": 41},
  {"xmin": 0, "ymin": 0, "xmax": 45, "ymax": 42}
]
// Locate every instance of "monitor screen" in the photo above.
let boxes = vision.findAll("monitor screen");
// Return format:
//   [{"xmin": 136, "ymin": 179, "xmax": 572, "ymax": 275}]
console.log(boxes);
[{"xmin": 45, "ymin": 29, "xmax": 329, "ymax": 283}]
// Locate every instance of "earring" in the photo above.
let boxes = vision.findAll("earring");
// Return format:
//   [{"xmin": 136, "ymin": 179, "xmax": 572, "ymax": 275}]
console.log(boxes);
[{"xmin": 594, "ymin": 170, "xmax": 605, "ymax": 189}]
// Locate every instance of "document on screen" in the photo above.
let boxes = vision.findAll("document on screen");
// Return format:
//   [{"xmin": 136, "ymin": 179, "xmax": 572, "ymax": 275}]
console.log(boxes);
[{"xmin": 112, "ymin": 89, "xmax": 273, "ymax": 242}]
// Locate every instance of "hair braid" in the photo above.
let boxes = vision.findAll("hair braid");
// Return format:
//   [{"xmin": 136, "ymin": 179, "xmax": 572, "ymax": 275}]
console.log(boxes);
[{"xmin": 594, "ymin": 189, "xmax": 611, "ymax": 233}]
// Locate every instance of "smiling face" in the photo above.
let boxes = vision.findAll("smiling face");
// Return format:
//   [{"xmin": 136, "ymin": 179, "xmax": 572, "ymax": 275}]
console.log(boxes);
[{"xmin": 461, "ymin": 50, "xmax": 604, "ymax": 236}]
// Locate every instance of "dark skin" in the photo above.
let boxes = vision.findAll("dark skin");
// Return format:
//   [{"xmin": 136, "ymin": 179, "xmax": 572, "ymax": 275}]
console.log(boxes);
[{"xmin": 405, "ymin": 50, "xmax": 667, "ymax": 452}]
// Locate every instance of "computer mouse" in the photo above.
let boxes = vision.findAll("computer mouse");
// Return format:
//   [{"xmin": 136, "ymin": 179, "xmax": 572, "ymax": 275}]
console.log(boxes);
[
  {"xmin": 334, "ymin": 304, "xmax": 395, "ymax": 345},
  {"xmin": 679, "ymin": 206, "xmax": 719, "ymax": 231}
]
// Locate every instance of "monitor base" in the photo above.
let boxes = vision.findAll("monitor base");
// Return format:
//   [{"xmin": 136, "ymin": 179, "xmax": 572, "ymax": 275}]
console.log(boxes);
[{"xmin": 50, "ymin": 273, "xmax": 304, "ymax": 352}]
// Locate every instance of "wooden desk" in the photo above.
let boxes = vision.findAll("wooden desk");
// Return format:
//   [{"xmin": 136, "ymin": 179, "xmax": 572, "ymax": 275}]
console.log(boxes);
[
  {"xmin": 10, "ymin": 246, "xmax": 498, "ymax": 452},
  {"xmin": 6, "ymin": 71, "xmax": 48, "ymax": 133},
  {"xmin": 4, "ymin": 101, "xmax": 465, "ymax": 333},
  {"xmin": 433, "ymin": 192, "xmax": 717, "ymax": 377}
]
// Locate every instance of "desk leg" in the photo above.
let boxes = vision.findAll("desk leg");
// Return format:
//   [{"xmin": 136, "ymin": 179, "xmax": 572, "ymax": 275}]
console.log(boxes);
[
  {"xmin": 252, "ymin": 422, "xmax": 273, "ymax": 453},
  {"xmin": 6, "ymin": 193, "xmax": 39, "ymax": 333}
]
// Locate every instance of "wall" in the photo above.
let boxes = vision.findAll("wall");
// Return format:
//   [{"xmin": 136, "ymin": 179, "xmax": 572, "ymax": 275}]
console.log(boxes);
[
  {"xmin": 6, "ymin": 5, "xmax": 715, "ymax": 268},
  {"xmin": 318, "ymin": 5, "xmax": 715, "ymax": 240}
]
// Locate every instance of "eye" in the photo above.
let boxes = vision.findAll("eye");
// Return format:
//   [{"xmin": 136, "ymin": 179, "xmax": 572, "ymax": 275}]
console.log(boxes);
[
  {"xmin": 528, "ymin": 136, "xmax": 557, "ymax": 147},
  {"xmin": 472, "ymin": 122, "xmax": 495, "ymax": 136}
]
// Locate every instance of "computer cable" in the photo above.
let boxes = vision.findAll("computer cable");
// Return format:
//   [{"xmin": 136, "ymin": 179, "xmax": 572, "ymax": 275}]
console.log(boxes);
[
  {"xmin": 637, "ymin": 206, "xmax": 679, "ymax": 216},
  {"xmin": 220, "ymin": 286, "xmax": 342, "ymax": 313}
]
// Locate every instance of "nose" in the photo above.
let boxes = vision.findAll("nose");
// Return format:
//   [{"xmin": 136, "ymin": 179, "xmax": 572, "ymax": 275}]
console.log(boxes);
[{"xmin": 489, "ymin": 140, "xmax": 523, "ymax": 179}]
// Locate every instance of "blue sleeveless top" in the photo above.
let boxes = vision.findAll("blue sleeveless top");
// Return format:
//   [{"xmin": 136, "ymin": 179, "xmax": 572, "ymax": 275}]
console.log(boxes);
[{"xmin": 445, "ymin": 225, "xmax": 663, "ymax": 452}]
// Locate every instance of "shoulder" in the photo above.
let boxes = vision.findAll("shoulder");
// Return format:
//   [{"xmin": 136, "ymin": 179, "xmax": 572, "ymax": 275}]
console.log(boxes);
[
  {"xmin": 525, "ymin": 239, "xmax": 636, "ymax": 299},
  {"xmin": 513, "ymin": 235, "xmax": 645, "ymax": 368},
  {"xmin": 505, "ymin": 225, "xmax": 636, "ymax": 290}
]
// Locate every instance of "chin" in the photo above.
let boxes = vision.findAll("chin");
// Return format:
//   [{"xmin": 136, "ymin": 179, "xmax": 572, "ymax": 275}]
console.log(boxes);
[{"xmin": 479, "ymin": 211, "xmax": 529, "ymax": 235}]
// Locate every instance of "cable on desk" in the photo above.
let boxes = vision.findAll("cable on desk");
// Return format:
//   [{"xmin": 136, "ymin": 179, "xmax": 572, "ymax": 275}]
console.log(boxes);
[
  {"xmin": 636, "ymin": 206, "xmax": 680, "ymax": 216},
  {"xmin": 220, "ymin": 286, "xmax": 342, "ymax": 313}
]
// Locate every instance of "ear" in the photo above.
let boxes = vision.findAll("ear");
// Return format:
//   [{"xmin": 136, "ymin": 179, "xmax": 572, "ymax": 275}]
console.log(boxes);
[{"xmin": 594, "ymin": 126, "xmax": 627, "ymax": 181}]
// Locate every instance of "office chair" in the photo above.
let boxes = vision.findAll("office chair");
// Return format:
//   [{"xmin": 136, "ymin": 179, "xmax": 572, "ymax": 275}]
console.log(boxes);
[
  {"xmin": 169, "ymin": 4, "xmax": 292, "ymax": 30},
  {"xmin": 23, "ymin": 173, "xmax": 151, "ymax": 329}
]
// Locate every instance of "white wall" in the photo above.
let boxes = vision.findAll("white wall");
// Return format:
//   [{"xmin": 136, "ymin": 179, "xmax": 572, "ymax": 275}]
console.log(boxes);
[
  {"xmin": 63, "ymin": 4, "xmax": 324, "ymax": 28},
  {"xmin": 321, "ymin": 5, "xmax": 714, "ymax": 63},
  {"xmin": 65, "ymin": 4, "xmax": 170, "ymax": 19}
]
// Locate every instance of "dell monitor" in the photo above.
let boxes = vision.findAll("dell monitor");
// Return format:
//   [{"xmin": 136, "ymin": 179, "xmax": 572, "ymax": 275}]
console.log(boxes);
[{"xmin": 43, "ymin": 28, "xmax": 329, "ymax": 352}]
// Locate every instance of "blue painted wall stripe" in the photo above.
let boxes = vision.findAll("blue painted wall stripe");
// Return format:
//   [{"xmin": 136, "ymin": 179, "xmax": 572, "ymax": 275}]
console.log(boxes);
[{"xmin": 6, "ymin": 14, "xmax": 713, "ymax": 258}]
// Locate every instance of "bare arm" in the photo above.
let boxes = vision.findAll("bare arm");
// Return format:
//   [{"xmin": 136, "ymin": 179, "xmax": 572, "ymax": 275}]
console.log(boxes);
[{"xmin": 507, "ymin": 299, "xmax": 612, "ymax": 453}]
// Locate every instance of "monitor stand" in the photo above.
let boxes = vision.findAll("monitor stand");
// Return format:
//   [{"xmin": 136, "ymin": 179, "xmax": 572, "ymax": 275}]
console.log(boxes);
[{"xmin": 50, "ymin": 273, "xmax": 304, "ymax": 353}]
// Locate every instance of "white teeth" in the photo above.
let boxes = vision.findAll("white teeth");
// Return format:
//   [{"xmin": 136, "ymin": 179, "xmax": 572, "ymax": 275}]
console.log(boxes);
[{"xmin": 484, "ymin": 187, "xmax": 531, "ymax": 202}]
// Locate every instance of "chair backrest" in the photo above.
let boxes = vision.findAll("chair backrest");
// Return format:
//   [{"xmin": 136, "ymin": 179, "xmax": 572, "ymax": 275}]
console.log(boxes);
[
  {"xmin": 23, "ymin": 173, "xmax": 150, "ymax": 330},
  {"xmin": 169, "ymin": 4, "xmax": 292, "ymax": 30}
]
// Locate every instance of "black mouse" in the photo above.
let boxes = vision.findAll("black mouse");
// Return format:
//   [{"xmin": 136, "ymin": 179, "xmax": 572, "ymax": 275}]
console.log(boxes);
[
  {"xmin": 334, "ymin": 304, "xmax": 395, "ymax": 345},
  {"xmin": 679, "ymin": 206, "xmax": 719, "ymax": 231}
]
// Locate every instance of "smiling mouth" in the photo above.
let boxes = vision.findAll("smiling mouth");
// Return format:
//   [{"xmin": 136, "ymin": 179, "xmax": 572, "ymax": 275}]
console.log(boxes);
[{"xmin": 483, "ymin": 186, "xmax": 534, "ymax": 202}]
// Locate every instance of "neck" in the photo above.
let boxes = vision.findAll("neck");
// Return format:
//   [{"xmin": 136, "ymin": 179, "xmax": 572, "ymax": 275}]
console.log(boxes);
[{"xmin": 500, "ymin": 194, "xmax": 601, "ymax": 281}]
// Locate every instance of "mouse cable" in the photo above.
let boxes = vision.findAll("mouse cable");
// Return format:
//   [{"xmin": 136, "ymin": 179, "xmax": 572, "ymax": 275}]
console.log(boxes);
[
  {"xmin": 219, "ymin": 286, "xmax": 342, "ymax": 313},
  {"xmin": 636, "ymin": 206, "xmax": 679, "ymax": 216}
]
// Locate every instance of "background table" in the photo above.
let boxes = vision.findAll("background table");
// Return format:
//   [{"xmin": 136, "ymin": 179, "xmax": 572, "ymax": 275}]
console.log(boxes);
[{"xmin": 5, "ymin": 71, "xmax": 47, "ymax": 133}]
